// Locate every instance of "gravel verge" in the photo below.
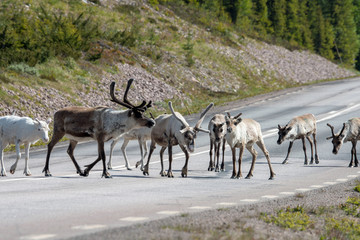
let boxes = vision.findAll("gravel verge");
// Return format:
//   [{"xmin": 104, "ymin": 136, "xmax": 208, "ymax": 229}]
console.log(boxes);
[{"xmin": 64, "ymin": 177, "xmax": 360, "ymax": 240}]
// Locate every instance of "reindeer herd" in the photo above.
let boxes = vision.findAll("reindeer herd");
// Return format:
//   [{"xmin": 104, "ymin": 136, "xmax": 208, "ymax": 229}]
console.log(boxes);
[{"xmin": 0, "ymin": 79, "xmax": 359, "ymax": 179}]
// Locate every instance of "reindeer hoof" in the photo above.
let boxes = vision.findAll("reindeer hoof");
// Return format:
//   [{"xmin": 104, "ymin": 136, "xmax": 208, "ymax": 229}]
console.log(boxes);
[
  {"xmin": 107, "ymin": 166, "xmax": 112, "ymax": 170},
  {"xmin": 127, "ymin": 167, "xmax": 132, "ymax": 171},
  {"xmin": 268, "ymin": 176, "xmax": 275, "ymax": 180},
  {"xmin": 25, "ymin": 173, "xmax": 32, "ymax": 176},
  {"xmin": 10, "ymin": 170, "xmax": 15, "ymax": 174},
  {"xmin": 282, "ymin": 160, "xmax": 288, "ymax": 164}
]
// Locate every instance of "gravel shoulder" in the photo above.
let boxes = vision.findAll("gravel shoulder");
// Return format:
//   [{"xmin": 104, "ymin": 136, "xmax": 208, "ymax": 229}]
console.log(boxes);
[{"xmin": 64, "ymin": 174, "xmax": 360, "ymax": 240}]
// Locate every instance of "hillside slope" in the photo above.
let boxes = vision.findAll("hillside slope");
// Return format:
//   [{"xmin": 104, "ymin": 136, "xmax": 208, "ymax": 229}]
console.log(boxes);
[{"xmin": 0, "ymin": 1, "xmax": 356, "ymax": 120}]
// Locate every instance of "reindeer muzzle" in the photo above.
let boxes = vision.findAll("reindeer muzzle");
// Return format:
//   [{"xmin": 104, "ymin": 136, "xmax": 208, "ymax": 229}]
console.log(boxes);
[{"xmin": 146, "ymin": 119, "xmax": 156, "ymax": 128}]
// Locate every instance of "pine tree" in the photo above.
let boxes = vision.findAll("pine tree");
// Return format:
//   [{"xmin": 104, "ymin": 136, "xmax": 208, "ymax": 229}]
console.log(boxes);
[
  {"xmin": 268, "ymin": 0, "xmax": 286, "ymax": 39},
  {"xmin": 252, "ymin": 0, "xmax": 272, "ymax": 35},
  {"xmin": 331, "ymin": 0, "xmax": 359, "ymax": 65},
  {"xmin": 297, "ymin": 0, "xmax": 313, "ymax": 49},
  {"xmin": 285, "ymin": 0, "xmax": 302, "ymax": 46},
  {"xmin": 353, "ymin": 0, "xmax": 360, "ymax": 70},
  {"xmin": 236, "ymin": 0, "xmax": 253, "ymax": 33}
]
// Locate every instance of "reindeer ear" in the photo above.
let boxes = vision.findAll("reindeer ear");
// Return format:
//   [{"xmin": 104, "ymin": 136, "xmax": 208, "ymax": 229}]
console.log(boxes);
[
  {"xmin": 34, "ymin": 118, "xmax": 41, "ymax": 125},
  {"xmin": 287, "ymin": 126, "xmax": 292, "ymax": 131},
  {"xmin": 278, "ymin": 124, "xmax": 281, "ymax": 129},
  {"xmin": 180, "ymin": 128, "xmax": 188, "ymax": 134},
  {"xmin": 326, "ymin": 136, "xmax": 333, "ymax": 140},
  {"xmin": 234, "ymin": 118, "xmax": 242, "ymax": 125},
  {"xmin": 46, "ymin": 118, "xmax": 52, "ymax": 125}
]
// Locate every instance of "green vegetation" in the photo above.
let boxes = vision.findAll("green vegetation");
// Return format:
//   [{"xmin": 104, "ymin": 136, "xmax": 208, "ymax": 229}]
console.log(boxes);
[
  {"xmin": 161, "ymin": 0, "xmax": 360, "ymax": 69},
  {"xmin": 261, "ymin": 205, "xmax": 312, "ymax": 231}
]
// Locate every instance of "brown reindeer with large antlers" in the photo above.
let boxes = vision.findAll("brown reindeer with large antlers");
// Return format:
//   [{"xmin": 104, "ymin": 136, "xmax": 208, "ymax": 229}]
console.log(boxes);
[
  {"xmin": 327, "ymin": 118, "xmax": 360, "ymax": 167},
  {"xmin": 143, "ymin": 101, "xmax": 213, "ymax": 178},
  {"xmin": 43, "ymin": 79, "xmax": 155, "ymax": 178}
]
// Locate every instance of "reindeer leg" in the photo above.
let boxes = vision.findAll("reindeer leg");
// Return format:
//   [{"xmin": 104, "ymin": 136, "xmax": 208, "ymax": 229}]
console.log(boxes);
[
  {"xmin": 282, "ymin": 141, "xmax": 293, "ymax": 164},
  {"xmin": 208, "ymin": 139, "xmax": 214, "ymax": 171},
  {"xmin": 99, "ymin": 141, "xmax": 111, "ymax": 178},
  {"xmin": 245, "ymin": 145, "xmax": 257, "ymax": 179},
  {"xmin": 350, "ymin": 140, "xmax": 356, "ymax": 167},
  {"xmin": 220, "ymin": 138, "xmax": 226, "ymax": 171},
  {"xmin": 302, "ymin": 137, "xmax": 309, "ymax": 165},
  {"xmin": 236, "ymin": 145, "xmax": 244, "ymax": 179},
  {"xmin": 230, "ymin": 147, "xmax": 237, "ymax": 178},
  {"xmin": 23, "ymin": 143, "xmax": 31, "ymax": 176},
  {"xmin": 257, "ymin": 140, "xmax": 275, "ymax": 180},
  {"xmin": 143, "ymin": 140, "xmax": 156, "ymax": 176},
  {"xmin": 108, "ymin": 138, "xmax": 119, "ymax": 170},
  {"xmin": 135, "ymin": 137, "xmax": 143, "ymax": 170},
  {"xmin": 313, "ymin": 133, "xmax": 319, "ymax": 164},
  {"xmin": 167, "ymin": 144, "xmax": 174, "ymax": 178},
  {"xmin": 67, "ymin": 140, "xmax": 84, "ymax": 176},
  {"xmin": 215, "ymin": 141, "xmax": 221, "ymax": 172},
  {"xmin": 10, "ymin": 140, "xmax": 21, "ymax": 174},
  {"xmin": 159, "ymin": 146, "xmax": 167, "ymax": 176},
  {"xmin": 43, "ymin": 130, "xmax": 65, "ymax": 177},
  {"xmin": 355, "ymin": 141, "xmax": 359, "ymax": 167},
  {"xmin": 180, "ymin": 145, "xmax": 189, "ymax": 178},
  {"xmin": 0, "ymin": 143, "xmax": 6, "ymax": 176},
  {"xmin": 121, "ymin": 139, "xmax": 132, "ymax": 170},
  {"xmin": 306, "ymin": 135, "xmax": 314, "ymax": 164}
]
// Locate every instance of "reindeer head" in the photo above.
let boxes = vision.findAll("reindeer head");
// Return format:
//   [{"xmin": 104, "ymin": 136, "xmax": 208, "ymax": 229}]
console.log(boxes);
[
  {"xmin": 212, "ymin": 120, "xmax": 226, "ymax": 143},
  {"xmin": 326, "ymin": 123, "xmax": 346, "ymax": 154},
  {"xmin": 277, "ymin": 124, "xmax": 293, "ymax": 145},
  {"xmin": 169, "ymin": 101, "xmax": 213, "ymax": 153},
  {"xmin": 34, "ymin": 118, "xmax": 51, "ymax": 142},
  {"xmin": 110, "ymin": 79, "xmax": 155, "ymax": 129},
  {"xmin": 225, "ymin": 112, "xmax": 242, "ymax": 134}
]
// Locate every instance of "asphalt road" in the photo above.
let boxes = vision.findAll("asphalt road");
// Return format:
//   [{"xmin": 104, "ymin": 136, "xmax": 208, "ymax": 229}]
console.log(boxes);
[{"xmin": 1, "ymin": 78, "xmax": 360, "ymax": 240}]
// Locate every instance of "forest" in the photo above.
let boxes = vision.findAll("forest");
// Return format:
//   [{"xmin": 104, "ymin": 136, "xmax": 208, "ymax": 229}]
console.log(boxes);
[
  {"xmin": 161, "ymin": 0, "xmax": 360, "ymax": 70},
  {"xmin": 0, "ymin": 0, "xmax": 359, "ymax": 70}
]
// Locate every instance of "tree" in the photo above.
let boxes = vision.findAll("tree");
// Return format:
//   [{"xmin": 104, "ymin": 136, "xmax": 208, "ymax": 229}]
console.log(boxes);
[
  {"xmin": 285, "ymin": 0, "xmax": 302, "ymax": 46},
  {"xmin": 252, "ymin": 0, "xmax": 272, "ymax": 35},
  {"xmin": 268, "ymin": 0, "xmax": 286, "ymax": 39},
  {"xmin": 331, "ymin": 0, "xmax": 359, "ymax": 65}
]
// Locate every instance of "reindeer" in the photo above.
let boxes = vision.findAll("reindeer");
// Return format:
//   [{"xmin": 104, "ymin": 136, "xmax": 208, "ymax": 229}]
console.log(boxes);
[
  {"xmin": 143, "ymin": 101, "xmax": 213, "ymax": 178},
  {"xmin": 0, "ymin": 116, "xmax": 51, "ymax": 176},
  {"xmin": 326, "ymin": 118, "xmax": 360, "ymax": 167},
  {"xmin": 208, "ymin": 114, "xmax": 226, "ymax": 172},
  {"xmin": 225, "ymin": 112, "xmax": 275, "ymax": 180},
  {"xmin": 277, "ymin": 113, "xmax": 319, "ymax": 165},
  {"xmin": 43, "ymin": 79, "xmax": 155, "ymax": 178},
  {"xmin": 107, "ymin": 126, "xmax": 152, "ymax": 171}
]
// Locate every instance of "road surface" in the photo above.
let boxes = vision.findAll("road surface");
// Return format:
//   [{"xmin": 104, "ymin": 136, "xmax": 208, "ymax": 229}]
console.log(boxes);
[{"xmin": 1, "ymin": 78, "xmax": 360, "ymax": 240}]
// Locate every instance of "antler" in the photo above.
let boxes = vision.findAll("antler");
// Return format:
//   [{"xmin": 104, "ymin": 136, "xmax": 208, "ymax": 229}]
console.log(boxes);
[
  {"xmin": 339, "ymin": 123, "xmax": 346, "ymax": 136},
  {"xmin": 110, "ymin": 80, "xmax": 152, "ymax": 111},
  {"xmin": 194, "ymin": 102, "xmax": 214, "ymax": 132},
  {"xmin": 326, "ymin": 123, "xmax": 335, "ymax": 138},
  {"xmin": 225, "ymin": 112, "xmax": 242, "ymax": 119},
  {"xmin": 168, "ymin": 101, "xmax": 189, "ymax": 128}
]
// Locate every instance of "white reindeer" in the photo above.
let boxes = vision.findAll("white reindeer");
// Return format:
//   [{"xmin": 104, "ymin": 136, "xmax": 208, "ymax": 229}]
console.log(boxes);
[
  {"xmin": 143, "ymin": 101, "xmax": 213, "ymax": 178},
  {"xmin": 43, "ymin": 79, "xmax": 155, "ymax": 178},
  {"xmin": 208, "ymin": 114, "xmax": 226, "ymax": 172},
  {"xmin": 107, "ymin": 127, "xmax": 152, "ymax": 171},
  {"xmin": 0, "ymin": 116, "xmax": 51, "ymax": 176},
  {"xmin": 277, "ymin": 113, "xmax": 319, "ymax": 165},
  {"xmin": 225, "ymin": 112, "xmax": 275, "ymax": 180},
  {"xmin": 327, "ymin": 118, "xmax": 360, "ymax": 167}
]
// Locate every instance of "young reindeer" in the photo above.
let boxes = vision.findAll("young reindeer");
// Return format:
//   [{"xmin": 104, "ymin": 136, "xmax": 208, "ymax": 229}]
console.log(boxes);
[
  {"xmin": 107, "ymin": 126, "xmax": 152, "ymax": 171},
  {"xmin": 208, "ymin": 114, "xmax": 227, "ymax": 172},
  {"xmin": 0, "ymin": 116, "xmax": 51, "ymax": 176},
  {"xmin": 225, "ymin": 112, "xmax": 275, "ymax": 180},
  {"xmin": 277, "ymin": 114, "xmax": 319, "ymax": 165},
  {"xmin": 327, "ymin": 118, "xmax": 360, "ymax": 167},
  {"xmin": 43, "ymin": 79, "xmax": 155, "ymax": 178},
  {"xmin": 143, "ymin": 101, "xmax": 213, "ymax": 178}
]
